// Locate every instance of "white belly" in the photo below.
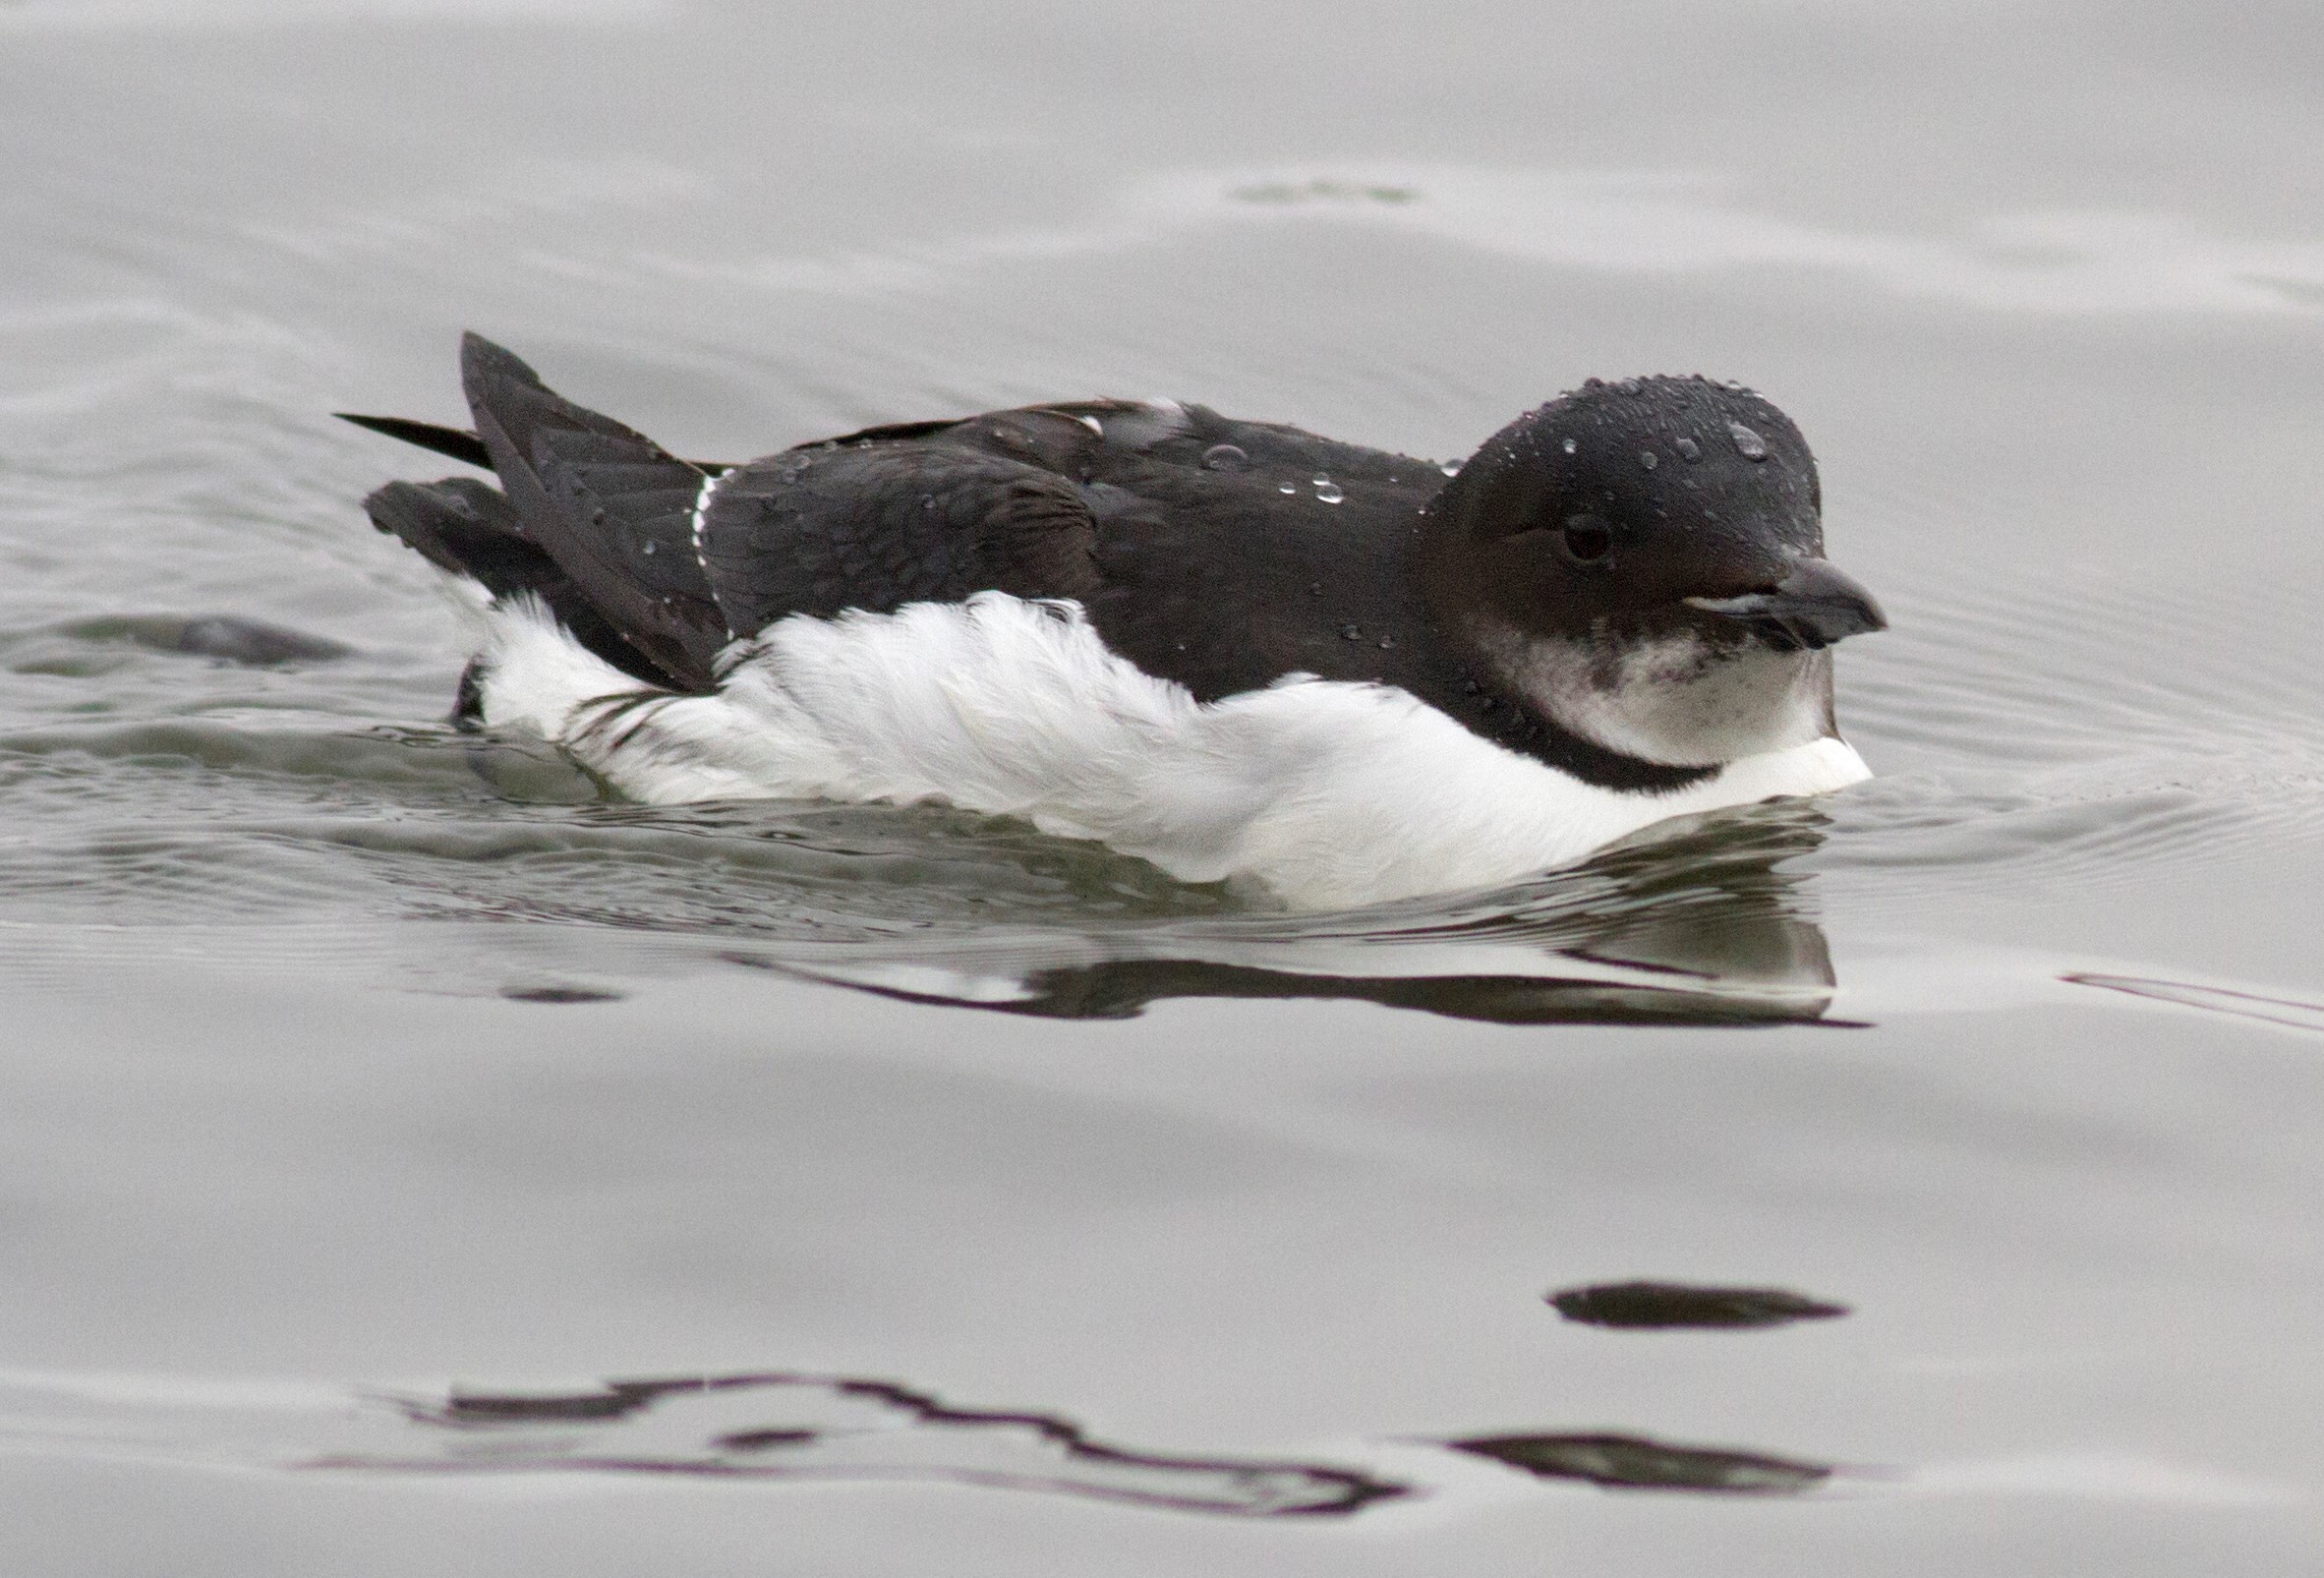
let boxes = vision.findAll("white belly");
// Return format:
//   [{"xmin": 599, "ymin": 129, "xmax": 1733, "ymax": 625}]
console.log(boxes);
[{"xmin": 474, "ymin": 591, "xmax": 1871, "ymax": 909}]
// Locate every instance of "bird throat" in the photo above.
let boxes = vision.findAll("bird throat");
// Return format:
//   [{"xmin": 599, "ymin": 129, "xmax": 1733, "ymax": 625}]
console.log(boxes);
[{"xmin": 1466, "ymin": 617, "xmax": 1832, "ymax": 774}]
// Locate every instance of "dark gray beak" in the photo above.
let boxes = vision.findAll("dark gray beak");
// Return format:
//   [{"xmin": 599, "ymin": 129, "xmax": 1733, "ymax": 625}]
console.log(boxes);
[{"xmin": 1684, "ymin": 558, "xmax": 1888, "ymax": 652}]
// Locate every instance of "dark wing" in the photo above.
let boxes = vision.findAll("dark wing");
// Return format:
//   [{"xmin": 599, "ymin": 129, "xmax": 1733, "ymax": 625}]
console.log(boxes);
[
  {"xmin": 360, "ymin": 476, "xmax": 673, "ymax": 688},
  {"xmin": 694, "ymin": 397, "xmax": 1442, "ymax": 699},
  {"xmin": 696, "ymin": 440, "xmax": 1101, "ymax": 638},
  {"xmin": 351, "ymin": 339, "xmax": 1102, "ymax": 688},
  {"xmin": 458, "ymin": 333, "xmax": 729, "ymax": 690}
]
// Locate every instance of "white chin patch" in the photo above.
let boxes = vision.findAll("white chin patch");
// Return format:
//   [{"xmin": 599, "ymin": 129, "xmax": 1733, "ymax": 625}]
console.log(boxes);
[{"xmin": 1477, "ymin": 619, "xmax": 1831, "ymax": 767}]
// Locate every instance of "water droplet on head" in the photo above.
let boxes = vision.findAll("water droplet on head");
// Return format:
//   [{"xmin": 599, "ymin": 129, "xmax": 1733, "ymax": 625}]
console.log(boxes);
[
  {"xmin": 1312, "ymin": 477, "xmax": 1344, "ymax": 504},
  {"xmin": 1617, "ymin": 378, "xmax": 1643, "ymax": 396},
  {"xmin": 1674, "ymin": 437, "xmax": 1702, "ymax": 462},
  {"xmin": 1727, "ymin": 421, "xmax": 1769, "ymax": 461},
  {"xmin": 1582, "ymin": 378, "xmax": 1605, "ymax": 391},
  {"xmin": 1307, "ymin": 581, "xmax": 1323, "ymax": 596},
  {"xmin": 1200, "ymin": 442, "xmax": 1249, "ymax": 471},
  {"xmin": 1638, "ymin": 450, "xmax": 1658, "ymax": 471},
  {"xmin": 640, "ymin": 539, "xmax": 656, "ymax": 555},
  {"xmin": 1278, "ymin": 483, "xmax": 1298, "ymax": 495},
  {"xmin": 1560, "ymin": 438, "xmax": 1578, "ymax": 455},
  {"xmin": 1340, "ymin": 622, "xmax": 1362, "ymax": 640},
  {"xmin": 1376, "ymin": 634, "xmax": 1395, "ymax": 650},
  {"xmin": 1438, "ymin": 459, "xmax": 1462, "ymax": 477}
]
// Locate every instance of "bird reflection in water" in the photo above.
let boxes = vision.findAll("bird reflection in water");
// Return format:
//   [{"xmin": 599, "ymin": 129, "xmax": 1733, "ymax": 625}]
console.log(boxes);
[
  {"xmin": 320, "ymin": 1373, "xmax": 1403, "ymax": 1517},
  {"xmin": 312, "ymin": 1369, "xmax": 1844, "ymax": 1510},
  {"xmin": 1450, "ymin": 1432, "xmax": 1832, "ymax": 1494},
  {"xmin": 723, "ymin": 800, "xmax": 1849, "ymax": 1026}
]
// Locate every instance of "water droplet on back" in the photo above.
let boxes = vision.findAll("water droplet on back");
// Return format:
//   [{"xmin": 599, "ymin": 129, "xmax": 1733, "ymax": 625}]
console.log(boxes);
[
  {"xmin": 1560, "ymin": 438, "xmax": 1578, "ymax": 455},
  {"xmin": 640, "ymin": 539, "xmax": 656, "ymax": 555},
  {"xmin": 1278, "ymin": 483, "xmax": 1298, "ymax": 495},
  {"xmin": 1438, "ymin": 459, "xmax": 1462, "ymax": 477},
  {"xmin": 1638, "ymin": 450, "xmax": 1658, "ymax": 471},
  {"xmin": 1673, "ymin": 437, "xmax": 1702, "ymax": 462},
  {"xmin": 1617, "ymin": 378, "xmax": 1643, "ymax": 395},
  {"xmin": 1727, "ymin": 422, "xmax": 1769, "ymax": 461},
  {"xmin": 1200, "ymin": 442, "xmax": 1248, "ymax": 471},
  {"xmin": 1312, "ymin": 477, "xmax": 1343, "ymax": 503}
]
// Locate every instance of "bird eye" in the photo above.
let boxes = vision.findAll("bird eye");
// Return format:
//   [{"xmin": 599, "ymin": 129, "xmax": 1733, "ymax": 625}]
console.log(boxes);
[{"xmin": 1559, "ymin": 516, "xmax": 1613, "ymax": 564}]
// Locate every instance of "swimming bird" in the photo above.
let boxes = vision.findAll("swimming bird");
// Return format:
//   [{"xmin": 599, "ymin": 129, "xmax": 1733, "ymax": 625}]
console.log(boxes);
[{"xmin": 344, "ymin": 335, "xmax": 1885, "ymax": 908}]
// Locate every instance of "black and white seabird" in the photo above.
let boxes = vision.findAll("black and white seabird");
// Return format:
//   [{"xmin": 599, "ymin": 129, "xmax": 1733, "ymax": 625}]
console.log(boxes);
[{"xmin": 344, "ymin": 335, "xmax": 1885, "ymax": 907}]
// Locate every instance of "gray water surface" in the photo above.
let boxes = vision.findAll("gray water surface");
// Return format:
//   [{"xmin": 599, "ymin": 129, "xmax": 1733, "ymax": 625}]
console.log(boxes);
[{"xmin": 2, "ymin": 2, "xmax": 2321, "ymax": 1573}]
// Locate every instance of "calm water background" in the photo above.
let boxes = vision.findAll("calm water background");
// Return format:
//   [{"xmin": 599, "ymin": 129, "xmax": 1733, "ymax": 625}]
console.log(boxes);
[{"xmin": 2, "ymin": 0, "xmax": 2321, "ymax": 1571}]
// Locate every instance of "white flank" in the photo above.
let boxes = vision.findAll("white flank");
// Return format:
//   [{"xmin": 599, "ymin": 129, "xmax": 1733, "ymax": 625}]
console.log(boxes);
[{"xmin": 475, "ymin": 593, "xmax": 1869, "ymax": 909}]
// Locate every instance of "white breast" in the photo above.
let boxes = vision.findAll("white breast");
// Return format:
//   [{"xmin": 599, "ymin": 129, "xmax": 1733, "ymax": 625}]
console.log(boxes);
[{"xmin": 473, "ymin": 592, "xmax": 1870, "ymax": 909}]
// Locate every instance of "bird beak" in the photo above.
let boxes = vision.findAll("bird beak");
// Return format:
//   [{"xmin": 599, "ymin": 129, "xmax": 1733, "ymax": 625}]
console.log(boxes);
[{"xmin": 1683, "ymin": 558, "xmax": 1888, "ymax": 652}]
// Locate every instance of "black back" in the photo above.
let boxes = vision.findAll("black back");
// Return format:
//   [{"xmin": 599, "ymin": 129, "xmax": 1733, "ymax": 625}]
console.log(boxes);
[{"xmin": 356, "ymin": 337, "xmax": 1453, "ymax": 702}]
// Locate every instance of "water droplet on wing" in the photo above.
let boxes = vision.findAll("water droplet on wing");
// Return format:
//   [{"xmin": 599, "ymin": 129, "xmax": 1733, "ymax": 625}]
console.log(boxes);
[
  {"xmin": 1312, "ymin": 477, "xmax": 1344, "ymax": 503},
  {"xmin": 1201, "ymin": 442, "xmax": 1249, "ymax": 471}
]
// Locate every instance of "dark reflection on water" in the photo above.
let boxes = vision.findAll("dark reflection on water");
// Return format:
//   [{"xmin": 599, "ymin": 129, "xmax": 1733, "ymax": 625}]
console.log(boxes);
[
  {"xmin": 794, "ymin": 957, "xmax": 1793, "ymax": 1025},
  {"xmin": 498, "ymin": 983, "xmax": 625, "ymax": 1005},
  {"xmin": 0, "ymin": 1362, "xmax": 1863, "ymax": 1515},
  {"xmin": 1548, "ymin": 1280, "xmax": 1851, "ymax": 1330},
  {"xmin": 6, "ymin": 614, "xmax": 353, "ymax": 670},
  {"xmin": 721, "ymin": 806, "xmax": 1851, "ymax": 1026},
  {"xmin": 2064, "ymin": 973, "xmax": 2324, "ymax": 1035},
  {"xmin": 325, "ymin": 1373, "xmax": 1406, "ymax": 1519},
  {"xmin": 1450, "ymin": 1432, "xmax": 1834, "ymax": 1495}
]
